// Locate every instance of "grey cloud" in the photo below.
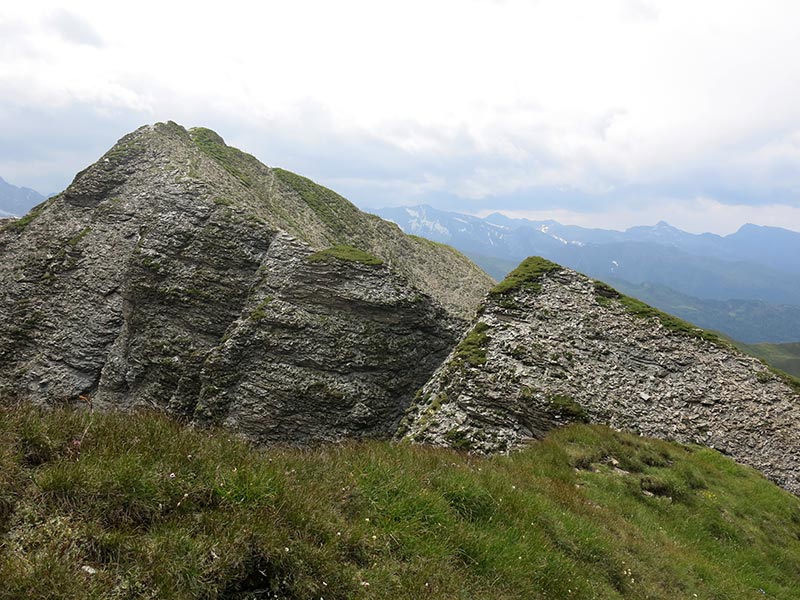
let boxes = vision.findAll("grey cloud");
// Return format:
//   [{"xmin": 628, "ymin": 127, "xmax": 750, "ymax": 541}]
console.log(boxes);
[
  {"xmin": 44, "ymin": 9, "xmax": 104, "ymax": 48},
  {"xmin": 0, "ymin": 102, "xmax": 146, "ymax": 193},
  {"xmin": 2, "ymin": 91, "xmax": 799, "ymax": 223}
]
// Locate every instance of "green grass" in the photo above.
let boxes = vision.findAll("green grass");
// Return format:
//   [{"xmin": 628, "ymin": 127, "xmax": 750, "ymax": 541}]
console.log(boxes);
[
  {"xmin": 547, "ymin": 394, "xmax": 588, "ymax": 422},
  {"xmin": 739, "ymin": 342, "xmax": 800, "ymax": 380},
  {"xmin": 273, "ymin": 168, "xmax": 360, "ymax": 234},
  {"xmin": 249, "ymin": 296, "xmax": 274, "ymax": 321},
  {"xmin": 189, "ymin": 127, "xmax": 257, "ymax": 189},
  {"xmin": 1, "ymin": 204, "xmax": 46, "ymax": 233},
  {"xmin": 307, "ymin": 245, "xmax": 384, "ymax": 266},
  {"xmin": 2, "ymin": 405, "xmax": 800, "ymax": 599},
  {"xmin": 67, "ymin": 227, "xmax": 92, "ymax": 247},
  {"xmin": 593, "ymin": 281, "xmax": 731, "ymax": 347},
  {"xmin": 453, "ymin": 322, "xmax": 491, "ymax": 367},
  {"xmin": 490, "ymin": 257, "xmax": 561, "ymax": 296},
  {"xmin": 765, "ymin": 366, "xmax": 800, "ymax": 395}
]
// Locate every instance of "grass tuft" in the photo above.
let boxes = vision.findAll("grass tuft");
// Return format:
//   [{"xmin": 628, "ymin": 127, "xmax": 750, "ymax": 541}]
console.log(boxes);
[
  {"xmin": 189, "ymin": 127, "xmax": 257, "ymax": 188},
  {"xmin": 490, "ymin": 257, "xmax": 561, "ymax": 296},
  {"xmin": 593, "ymin": 279, "xmax": 731, "ymax": 347},
  {"xmin": 454, "ymin": 322, "xmax": 491, "ymax": 367},
  {"xmin": 1, "ymin": 404, "xmax": 800, "ymax": 599}
]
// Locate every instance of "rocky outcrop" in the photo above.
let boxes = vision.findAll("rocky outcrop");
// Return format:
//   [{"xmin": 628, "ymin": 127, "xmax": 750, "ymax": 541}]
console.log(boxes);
[
  {"xmin": 0, "ymin": 122, "xmax": 473, "ymax": 441},
  {"xmin": 401, "ymin": 258, "xmax": 800, "ymax": 494}
]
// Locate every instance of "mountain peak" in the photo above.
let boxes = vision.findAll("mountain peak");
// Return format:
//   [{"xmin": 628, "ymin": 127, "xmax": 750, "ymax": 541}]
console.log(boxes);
[{"xmin": 0, "ymin": 120, "xmax": 492, "ymax": 442}]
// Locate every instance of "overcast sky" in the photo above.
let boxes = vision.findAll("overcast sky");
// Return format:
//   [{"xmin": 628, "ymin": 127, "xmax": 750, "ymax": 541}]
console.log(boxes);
[{"xmin": 2, "ymin": 1, "xmax": 800, "ymax": 233}]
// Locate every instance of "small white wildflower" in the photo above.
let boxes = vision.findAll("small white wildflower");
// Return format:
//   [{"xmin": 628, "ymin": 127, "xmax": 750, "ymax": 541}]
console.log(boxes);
[{"xmin": 169, "ymin": 472, "xmax": 176, "ymax": 479}]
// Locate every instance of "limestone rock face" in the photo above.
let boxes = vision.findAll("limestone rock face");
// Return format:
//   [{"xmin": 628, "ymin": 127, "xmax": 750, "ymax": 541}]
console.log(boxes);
[
  {"xmin": 0, "ymin": 122, "xmax": 473, "ymax": 441},
  {"xmin": 401, "ymin": 259, "xmax": 800, "ymax": 494}
]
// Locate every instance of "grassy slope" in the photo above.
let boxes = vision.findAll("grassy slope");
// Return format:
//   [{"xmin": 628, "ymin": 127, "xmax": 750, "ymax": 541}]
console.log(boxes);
[
  {"xmin": 738, "ymin": 342, "xmax": 800, "ymax": 379},
  {"xmin": 2, "ymin": 406, "xmax": 800, "ymax": 599}
]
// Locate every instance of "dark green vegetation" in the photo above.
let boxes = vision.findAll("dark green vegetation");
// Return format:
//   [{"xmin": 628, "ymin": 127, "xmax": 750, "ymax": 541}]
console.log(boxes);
[
  {"xmin": 547, "ymin": 394, "xmax": 589, "ymax": 422},
  {"xmin": 489, "ymin": 256, "xmax": 561, "ymax": 296},
  {"xmin": 3, "ymin": 406, "xmax": 800, "ymax": 599},
  {"xmin": 739, "ymin": 342, "xmax": 800, "ymax": 379},
  {"xmin": 273, "ymin": 168, "xmax": 362, "ymax": 235},
  {"xmin": 0, "ymin": 201, "xmax": 47, "ymax": 233},
  {"xmin": 249, "ymin": 297, "xmax": 274, "ymax": 321},
  {"xmin": 189, "ymin": 127, "xmax": 258, "ymax": 188},
  {"xmin": 306, "ymin": 244, "xmax": 384, "ymax": 266},
  {"xmin": 593, "ymin": 281, "xmax": 730, "ymax": 347},
  {"xmin": 453, "ymin": 322, "xmax": 491, "ymax": 367}
]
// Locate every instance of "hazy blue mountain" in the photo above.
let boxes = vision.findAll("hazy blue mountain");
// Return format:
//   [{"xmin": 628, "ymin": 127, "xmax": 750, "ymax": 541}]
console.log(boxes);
[
  {"xmin": 375, "ymin": 204, "xmax": 800, "ymax": 343},
  {"xmin": 722, "ymin": 224, "xmax": 800, "ymax": 275},
  {"xmin": 563, "ymin": 242, "xmax": 800, "ymax": 305},
  {"xmin": 0, "ymin": 177, "xmax": 44, "ymax": 217},
  {"xmin": 606, "ymin": 279, "xmax": 800, "ymax": 344}
]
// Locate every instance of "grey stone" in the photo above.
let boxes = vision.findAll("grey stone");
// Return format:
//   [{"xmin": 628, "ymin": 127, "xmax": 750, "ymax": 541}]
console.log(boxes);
[
  {"xmin": 401, "ymin": 265, "xmax": 800, "ymax": 495},
  {"xmin": 0, "ymin": 122, "xmax": 479, "ymax": 442}
]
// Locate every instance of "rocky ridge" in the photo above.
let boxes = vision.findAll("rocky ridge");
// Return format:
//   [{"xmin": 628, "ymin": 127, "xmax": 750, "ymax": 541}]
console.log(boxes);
[
  {"xmin": 0, "ymin": 122, "xmax": 480, "ymax": 441},
  {"xmin": 400, "ymin": 258, "xmax": 800, "ymax": 494}
]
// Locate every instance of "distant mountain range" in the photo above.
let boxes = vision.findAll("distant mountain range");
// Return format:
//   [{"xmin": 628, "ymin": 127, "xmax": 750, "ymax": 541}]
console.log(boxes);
[
  {"xmin": 375, "ymin": 205, "xmax": 800, "ymax": 344},
  {"xmin": 0, "ymin": 177, "xmax": 44, "ymax": 217}
]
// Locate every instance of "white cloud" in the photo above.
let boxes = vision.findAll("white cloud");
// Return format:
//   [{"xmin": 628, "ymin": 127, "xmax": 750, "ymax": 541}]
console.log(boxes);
[
  {"xmin": 0, "ymin": 0, "xmax": 799, "ymax": 227},
  {"xmin": 44, "ymin": 8, "xmax": 104, "ymax": 47},
  {"xmin": 479, "ymin": 197, "xmax": 800, "ymax": 235}
]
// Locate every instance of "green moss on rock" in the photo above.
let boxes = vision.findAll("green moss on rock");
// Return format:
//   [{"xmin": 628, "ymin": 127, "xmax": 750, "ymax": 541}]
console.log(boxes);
[
  {"xmin": 66, "ymin": 227, "xmax": 92, "ymax": 247},
  {"xmin": 189, "ymin": 127, "xmax": 257, "ymax": 188},
  {"xmin": 2, "ymin": 204, "xmax": 46, "ymax": 233},
  {"xmin": 490, "ymin": 256, "xmax": 561, "ymax": 296},
  {"xmin": 250, "ymin": 296, "xmax": 274, "ymax": 321},
  {"xmin": 592, "ymin": 281, "xmax": 730, "ymax": 347},
  {"xmin": 273, "ymin": 168, "xmax": 360, "ymax": 234},
  {"xmin": 454, "ymin": 321, "xmax": 491, "ymax": 367},
  {"xmin": 547, "ymin": 394, "xmax": 589, "ymax": 422}
]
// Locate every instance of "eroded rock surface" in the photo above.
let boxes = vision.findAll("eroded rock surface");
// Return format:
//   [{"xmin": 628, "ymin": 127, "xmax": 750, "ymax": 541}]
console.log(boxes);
[
  {"xmin": 401, "ymin": 261, "xmax": 800, "ymax": 494},
  {"xmin": 0, "ymin": 122, "xmax": 469, "ymax": 441}
]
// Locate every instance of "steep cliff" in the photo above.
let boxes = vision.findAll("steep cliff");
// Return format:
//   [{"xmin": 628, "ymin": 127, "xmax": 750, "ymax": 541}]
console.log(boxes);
[
  {"xmin": 0, "ymin": 122, "xmax": 485, "ymax": 440},
  {"xmin": 401, "ymin": 257, "xmax": 800, "ymax": 494}
]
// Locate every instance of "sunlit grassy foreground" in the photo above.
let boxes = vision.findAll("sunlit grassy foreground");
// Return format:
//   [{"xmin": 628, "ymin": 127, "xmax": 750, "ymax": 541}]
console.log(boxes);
[{"xmin": 1, "ymin": 404, "xmax": 799, "ymax": 599}]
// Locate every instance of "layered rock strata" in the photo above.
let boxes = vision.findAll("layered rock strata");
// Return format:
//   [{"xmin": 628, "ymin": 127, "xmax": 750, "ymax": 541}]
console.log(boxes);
[
  {"xmin": 0, "ymin": 122, "xmax": 476, "ymax": 441},
  {"xmin": 401, "ymin": 258, "xmax": 800, "ymax": 494}
]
